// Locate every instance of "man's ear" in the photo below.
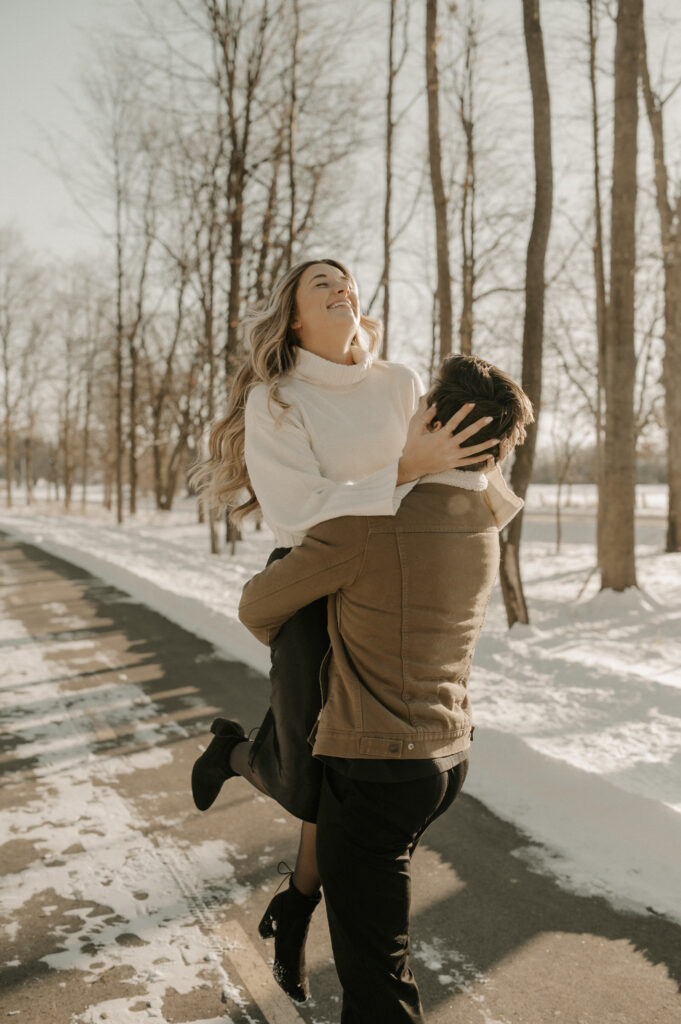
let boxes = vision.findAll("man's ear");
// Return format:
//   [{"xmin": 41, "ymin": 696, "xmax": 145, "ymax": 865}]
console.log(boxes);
[{"xmin": 429, "ymin": 415, "xmax": 442, "ymax": 432}]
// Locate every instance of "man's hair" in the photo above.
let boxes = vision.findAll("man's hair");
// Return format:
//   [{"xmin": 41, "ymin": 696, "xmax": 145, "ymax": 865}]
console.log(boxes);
[{"xmin": 427, "ymin": 354, "xmax": 534, "ymax": 471}]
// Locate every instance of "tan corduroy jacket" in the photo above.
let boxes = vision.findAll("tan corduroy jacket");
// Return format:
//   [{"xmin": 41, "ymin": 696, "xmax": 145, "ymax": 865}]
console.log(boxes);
[{"xmin": 238, "ymin": 477, "xmax": 511, "ymax": 761}]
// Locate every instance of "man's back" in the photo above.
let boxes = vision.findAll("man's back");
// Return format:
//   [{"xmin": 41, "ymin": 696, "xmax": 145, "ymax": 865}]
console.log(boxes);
[
  {"xmin": 239, "ymin": 478, "xmax": 501, "ymax": 761},
  {"xmin": 314, "ymin": 481, "xmax": 500, "ymax": 758}
]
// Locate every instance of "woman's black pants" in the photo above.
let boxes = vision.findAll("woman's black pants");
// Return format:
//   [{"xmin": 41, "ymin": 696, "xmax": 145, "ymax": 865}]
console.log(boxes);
[
  {"xmin": 316, "ymin": 761, "xmax": 468, "ymax": 1024},
  {"xmin": 247, "ymin": 547, "xmax": 328, "ymax": 823}
]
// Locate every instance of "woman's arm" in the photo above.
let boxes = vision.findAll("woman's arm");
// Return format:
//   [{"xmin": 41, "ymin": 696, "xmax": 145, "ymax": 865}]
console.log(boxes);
[
  {"xmin": 245, "ymin": 372, "xmax": 501, "ymax": 537},
  {"xmin": 245, "ymin": 387, "xmax": 407, "ymax": 537}
]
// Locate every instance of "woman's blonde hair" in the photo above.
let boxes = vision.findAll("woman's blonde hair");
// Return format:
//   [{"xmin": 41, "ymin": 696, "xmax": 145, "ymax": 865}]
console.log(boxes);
[{"xmin": 190, "ymin": 258, "xmax": 383, "ymax": 522}]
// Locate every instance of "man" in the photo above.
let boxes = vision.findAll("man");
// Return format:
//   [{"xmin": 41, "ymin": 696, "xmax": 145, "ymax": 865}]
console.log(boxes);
[{"xmin": 238, "ymin": 354, "xmax": 534, "ymax": 1024}]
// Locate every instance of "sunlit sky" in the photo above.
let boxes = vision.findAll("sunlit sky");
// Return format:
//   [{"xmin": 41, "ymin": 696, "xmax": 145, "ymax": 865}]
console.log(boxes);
[
  {"xmin": 1, "ymin": 0, "xmax": 679, "ymax": 262},
  {"xmin": 0, "ymin": 0, "xmax": 130, "ymax": 257}
]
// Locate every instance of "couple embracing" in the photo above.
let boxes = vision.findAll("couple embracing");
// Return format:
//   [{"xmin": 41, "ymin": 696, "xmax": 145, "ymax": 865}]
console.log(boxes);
[{"xmin": 190, "ymin": 258, "xmax": 533, "ymax": 1024}]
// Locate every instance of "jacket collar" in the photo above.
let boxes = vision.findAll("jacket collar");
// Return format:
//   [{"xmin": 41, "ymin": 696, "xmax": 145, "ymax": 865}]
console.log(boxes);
[{"xmin": 419, "ymin": 467, "xmax": 488, "ymax": 491}]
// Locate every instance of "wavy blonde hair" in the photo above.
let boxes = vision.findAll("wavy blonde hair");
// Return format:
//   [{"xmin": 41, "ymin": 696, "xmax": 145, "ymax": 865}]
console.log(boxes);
[{"xmin": 190, "ymin": 258, "xmax": 383, "ymax": 522}]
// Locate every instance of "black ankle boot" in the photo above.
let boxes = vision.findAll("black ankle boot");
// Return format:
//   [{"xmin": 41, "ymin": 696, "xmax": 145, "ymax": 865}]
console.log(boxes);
[
  {"xmin": 258, "ymin": 875, "xmax": 321, "ymax": 1002},
  {"xmin": 191, "ymin": 718, "xmax": 246, "ymax": 811}
]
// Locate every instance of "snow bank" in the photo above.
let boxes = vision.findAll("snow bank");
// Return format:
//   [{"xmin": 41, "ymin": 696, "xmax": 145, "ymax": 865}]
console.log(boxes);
[{"xmin": 467, "ymin": 728, "xmax": 681, "ymax": 921}]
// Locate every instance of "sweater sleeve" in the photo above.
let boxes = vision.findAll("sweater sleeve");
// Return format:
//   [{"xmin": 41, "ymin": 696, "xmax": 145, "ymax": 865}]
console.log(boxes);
[
  {"xmin": 245, "ymin": 385, "xmax": 404, "ymax": 536},
  {"xmin": 390, "ymin": 364, "xmax": 426, "ymax": 512}
]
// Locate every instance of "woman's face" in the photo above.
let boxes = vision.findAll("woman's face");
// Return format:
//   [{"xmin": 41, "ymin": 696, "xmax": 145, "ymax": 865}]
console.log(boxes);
[{"xmin": 290, "ymin": 263, "xmax": 360, "ymax": 354}]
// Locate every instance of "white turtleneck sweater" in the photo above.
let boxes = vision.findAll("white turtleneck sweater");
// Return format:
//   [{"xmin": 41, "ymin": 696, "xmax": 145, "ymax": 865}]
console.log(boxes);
[{"xmin": 244, "ymin": 344, "xmax": 522, "ymax": 548}]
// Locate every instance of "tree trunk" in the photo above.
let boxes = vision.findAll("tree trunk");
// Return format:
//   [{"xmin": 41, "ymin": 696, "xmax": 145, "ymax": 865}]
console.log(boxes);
[
  {"xmin": 81, "ymin": 364, "xmax": 92, "ymax": 512},
  {"xmin": 426, "ymin": 0, "xmax": 454, "ymax": 361},
  {"xmin": 62, "ymin": 409, "xmax": 72, "ymax": 511},
  {"xmin": 459, "ymin": 7, "xmax": 476, "ymax": 356},
  {"xmin": 225, "ymin": 514, "xmax": 242, "ymax": 555},
  {"xmin": 114, "ymin": 161, "xmax": 125, "ymax": 526},
  {"xmin": 24, "ymin": 435, "xmax": 33, "ymax": 505},
  {"xmin": 588, "ymin": 0, "xmax": 608, "ymax": 568},
  {"xmin": 103, "ymin": 454, "xmax": 112, "ymax": 510},
  {"xmin": 4, "ymin": 420, "xmax": 12, "ymax": 508},
  {"xmin": 666, "ymin": 241, "xmax": 681, "ymax": 551},
  {"xmin": 62, "ymin": 340, "xmax": 74, "ymax": 512},
  {"xmin": 639, "ymin": 18, "xmax": 681, "ymax": 553},
  {"xmin": 285, "ymin": 0, "xmax": 300, "ymax": 266},
  {"xmin": 255, "ymin": 138, "xmax": 283, "ymax": 301},
  {"xmin": 429, "ymin": 290, "xmax": 438, "ymax": 384},
  {"xmin": 226, "ymin": 193, "xmax": 244, "ymax": 381},
  {"xmin": 499, "ymin": 0, "xmax": 553, "ymax": 627},
  {"xmin": 164, "ymin": 432, "xmax": 190, "ymax": 512},
  {"xmin": 1, "ymin": 333, "xmax": 12, "ymax": 506},
  {"xmin": 128, "ymin": 340, "xmax": 138, "ymax": 515},
  {"xmin": 382, "ymin": 0, "xmax": 397, "ymax": 359},
  {"xmin": 600, "ymin": 0, "xmax": 641, "ymax": 591}
]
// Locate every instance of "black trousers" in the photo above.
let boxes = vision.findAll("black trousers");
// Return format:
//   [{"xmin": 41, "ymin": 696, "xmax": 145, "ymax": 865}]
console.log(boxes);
[
  {"xmin": 316, "ymin": 761, "xmax": 468, "ymax": 1024},
  {"xmin": 248, "ymin": 547, "xmax": 328, "ymax": 823}
]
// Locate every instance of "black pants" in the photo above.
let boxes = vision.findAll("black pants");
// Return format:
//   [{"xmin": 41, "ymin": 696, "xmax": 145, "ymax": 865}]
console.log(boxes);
[
  {"xmin": 316, "ymin": 762, "xmax": 468, "ymax": 1024},
  {"xmin": 248, "ymin": 547, "xmax": 328, "ymax": 823}
]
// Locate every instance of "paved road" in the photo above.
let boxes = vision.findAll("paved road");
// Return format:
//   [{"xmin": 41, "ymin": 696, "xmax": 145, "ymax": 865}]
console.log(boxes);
[{"xmin": 1, "ymin": 534, "xmax": 680, "ymax": 1024}]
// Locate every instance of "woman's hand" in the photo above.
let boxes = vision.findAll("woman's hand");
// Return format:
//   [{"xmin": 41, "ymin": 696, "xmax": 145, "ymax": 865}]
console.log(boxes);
[{"xmin": 397, "ymin": 397, "xmax": 498, "ymax": 485}]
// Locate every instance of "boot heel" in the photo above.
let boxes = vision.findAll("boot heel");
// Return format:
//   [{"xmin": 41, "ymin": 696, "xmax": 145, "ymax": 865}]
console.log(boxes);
[{"xmin": 258, "ymin": 908, "xmax": 275, "ymax": 939}]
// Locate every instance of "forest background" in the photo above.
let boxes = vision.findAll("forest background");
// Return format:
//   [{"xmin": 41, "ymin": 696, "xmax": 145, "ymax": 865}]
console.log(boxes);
[{"xmin": 1, "ymin": 0, "xmax": 680, "ymax": 624}]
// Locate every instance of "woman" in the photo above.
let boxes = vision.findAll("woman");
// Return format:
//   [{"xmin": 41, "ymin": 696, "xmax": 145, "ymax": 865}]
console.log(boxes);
[{"xmin": 190, "ymin": 257, "xmax": 507, "ymax": 1001}]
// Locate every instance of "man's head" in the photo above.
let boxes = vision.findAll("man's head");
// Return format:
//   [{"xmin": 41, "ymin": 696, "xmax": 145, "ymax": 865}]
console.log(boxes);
[{"xmin": 427, "ymin": 354, "xmax": 534, "ymax": 471}]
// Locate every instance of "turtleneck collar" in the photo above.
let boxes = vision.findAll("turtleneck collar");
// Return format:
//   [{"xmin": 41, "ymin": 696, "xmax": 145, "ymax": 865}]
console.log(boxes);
[
  {"xmin": 288, "ymin": 343, "xmax": 373, "ymax": 388},
  {"xmin": 419, "ymin": 467, "xmax": 489, "ymax": 491}
]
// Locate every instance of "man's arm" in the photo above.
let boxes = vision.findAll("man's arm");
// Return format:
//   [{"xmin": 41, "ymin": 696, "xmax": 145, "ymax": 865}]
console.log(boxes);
[{"xmin": 238, "ymin": 516, "xmax": 367, "ymax": 645}]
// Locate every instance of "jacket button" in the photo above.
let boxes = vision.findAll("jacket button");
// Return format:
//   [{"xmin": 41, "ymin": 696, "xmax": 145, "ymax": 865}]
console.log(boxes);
[
  {"xmin": 389, "ymin": 743, "xmax": 399, "ymax": 753},
  {"xmin": 408, "ymin": 743, "xmax": 414, "ymax": 750}
]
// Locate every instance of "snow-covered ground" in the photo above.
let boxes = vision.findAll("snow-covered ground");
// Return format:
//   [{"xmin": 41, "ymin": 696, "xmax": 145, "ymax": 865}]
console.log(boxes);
[{"xmin": 1, "ymin": 485, "xmax": 680, "ymax": 927}]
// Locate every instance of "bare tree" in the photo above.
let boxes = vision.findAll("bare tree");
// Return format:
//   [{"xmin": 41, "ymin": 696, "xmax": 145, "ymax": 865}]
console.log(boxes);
[
  {"xmin": 126, "ymin": 141, "xmax": 159, "ymax": 516},
  {"xmin": 285, "ymin": 0, "xmax": 301, "ymax": 266},
  {"xmin": 0, "ymin": 230, "xmax": 39, "ymax": 507},
  {"xmin": 426, "ymin": 0, "xmax": 454, "ymax": 360},
  {"xmin": 79, "ymin": 292, "xmax": 107, "ymax": 512},
  {"xmin": 600, "ymin": 0, "xmax": 642, "ymax": 591},
  {"xmin": 379, "ymin": 0, "xmax": 411, "ymax": 358},
  {"xmin": 499, "ymin": 0, "xmax": 553, "ymax": 627},
  {"xmin": 587, "ymin": 0, "xmax": 609, "ymax": 568},
  {"xmin": 19, "ymin": 318, "xmax": 52, "ymax": 505},
  {"xmin": 76, "ymin": 47, "xmax": 154, "ymax": 523},
  {"xmin": 640, "ymin": 16, "xmax": 681, "ymax": 553},
  {"xmin": 454, "ymin": 1, "xmax": 478, "ymax": 355},
  {"xmin": 202, "ymin": 0, "xmax": 272, "ymax": 375}
]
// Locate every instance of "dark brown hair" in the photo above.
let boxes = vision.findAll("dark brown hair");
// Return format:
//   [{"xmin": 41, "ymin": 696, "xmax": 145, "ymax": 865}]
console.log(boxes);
[{"xmin": 427, "ymin": 354, "xmax": 534, "ymax": 471}]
